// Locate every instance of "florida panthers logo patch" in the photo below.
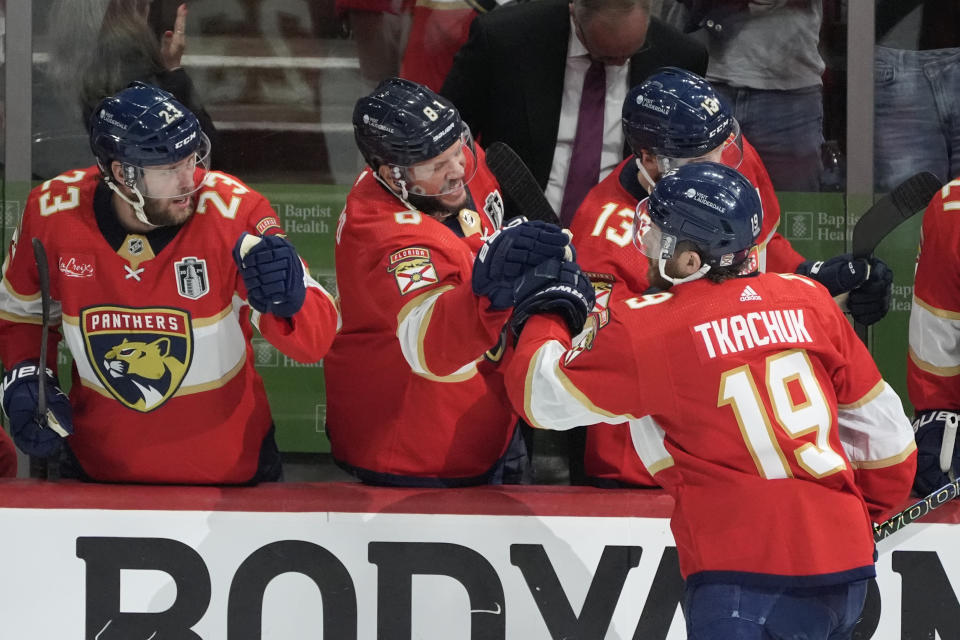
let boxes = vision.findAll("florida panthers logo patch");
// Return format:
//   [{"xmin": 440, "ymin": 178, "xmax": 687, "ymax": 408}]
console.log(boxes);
[
  {"xmin": 387, "ymin": 247, "xmax": 438, "ymax": 295},
  {"xmin": 81, "ymin": 306, "xmax": 193, "ymax": 412}
]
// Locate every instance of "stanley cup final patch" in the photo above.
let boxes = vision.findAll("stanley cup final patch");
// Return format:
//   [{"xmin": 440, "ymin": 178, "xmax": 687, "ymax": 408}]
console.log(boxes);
[
  {"xmin": 174, "ymin": 257, "xmax": 209, "ymax": 300},
  {"xmin": 387, "ymin": 247, "xmax": 438, "ymax": 295}
]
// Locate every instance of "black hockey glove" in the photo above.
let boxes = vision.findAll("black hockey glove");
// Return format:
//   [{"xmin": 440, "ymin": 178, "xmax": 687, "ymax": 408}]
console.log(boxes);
[
  {"xmin": 509, "ymin": 257, "xmax": 595, "ymax": 337},
  {"xmin": 233, "ymin": 232, "xmax": 307, "ymax": 318},
  {"xmin": 795, "ymin": 253, "xmax": 869, "ymax": 297},
  {"xmin": 1, "ymin": 361, "xmax": 73, "ymax": 458},
  {"xmin": 472, "ymin": 217, "xmax": 571, "ymax": 310},
  {"xmin": 847, "ymin": 257, "xmax": 893, "ymax": 326},
  {"xmin": 913, "ymin": 410, "xmax": 960, "ymax": 496}
]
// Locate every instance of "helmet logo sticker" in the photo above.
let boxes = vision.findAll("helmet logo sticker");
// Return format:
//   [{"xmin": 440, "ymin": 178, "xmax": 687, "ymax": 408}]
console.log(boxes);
[{"xmin": 174, "ymin": 257, "xmax": 209, "ymax": 300}]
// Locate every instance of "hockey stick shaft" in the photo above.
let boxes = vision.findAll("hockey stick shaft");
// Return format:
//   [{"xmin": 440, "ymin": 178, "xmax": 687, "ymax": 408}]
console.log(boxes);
[
  {"xmin": 941, "ymin": 412, "xmax": 958, "ymax": 477},
  {"xmin": 31, "ymin": 238, "xmax": 50, "ymax": 426},
  {"xmin": 484, "ymin": 142, "xmax": 560, "ymax": 226},
  {"xmin": 31, "ymin": 238, "xmax": 61, "ymax": 481},
  {"xmin": 874, "ymin": 477, "xmax": 960, "ymax": 542}
]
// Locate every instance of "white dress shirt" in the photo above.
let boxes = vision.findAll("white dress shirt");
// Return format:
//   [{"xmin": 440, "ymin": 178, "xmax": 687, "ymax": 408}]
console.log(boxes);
[{"xmin": 544, "ymin": 17, "xmax": 629, "ymax": 215}]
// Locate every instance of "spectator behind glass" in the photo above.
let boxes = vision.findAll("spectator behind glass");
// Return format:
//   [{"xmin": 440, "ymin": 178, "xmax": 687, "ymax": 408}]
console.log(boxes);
[
  {"xmin": 336, "ymin": 0, "xmax": 413, "ymax": 94},
  {"xmin": 660, "ymin": 0, "xmax": 826, "ymax": 192},
  {"xmin": 400, "ymin": 0, "xmax": 512, "ymax": 92},
  {"xmin": 875, "ymin": 0, "xmax": 960, "ymax": 192},
  {"xmin": 42, "ymin": 1, "xmax": 216, "ymax": 172},
  {"xmin": 441, "ymin": 0, "xmax": 707, "ymax": 222}
]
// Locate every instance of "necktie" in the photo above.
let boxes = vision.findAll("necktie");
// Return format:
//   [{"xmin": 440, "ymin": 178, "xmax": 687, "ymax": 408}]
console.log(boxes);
[{"xmin": 559, "ymin": 59, "xmax": 606, "ymax": 228}]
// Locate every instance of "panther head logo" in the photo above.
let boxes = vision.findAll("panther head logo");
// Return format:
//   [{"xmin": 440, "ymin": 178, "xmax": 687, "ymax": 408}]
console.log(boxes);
[{"xmin": 103, "ymin": 337, "xmax": 188, "ymax": 411}]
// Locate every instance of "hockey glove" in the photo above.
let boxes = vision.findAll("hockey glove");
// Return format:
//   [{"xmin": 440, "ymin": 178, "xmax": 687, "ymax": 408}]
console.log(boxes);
[
  {"xmin": 913, "ymin": 410, "xmax": 960, "ymax": 495},
  {"xmin": 509, "ymin": 257, "xmax": 596, "ymax": 337},
  {"xmin": 233, "ymin": 232, "xmax": 307, "ymax": 318},
  {"xmin": 472, "ymin": 217, "xmax": 571, "ymax": 310},
  {"xmin": 795, "ymin": 253, "xmax": 869, "ymax": 297},
  {"xmin": 848, "ymin": 257, "xmax": 893, "ymax": 326},
  {"xmin": 1, "ymin": 361, "xmax": 73, "ymax": 458}
]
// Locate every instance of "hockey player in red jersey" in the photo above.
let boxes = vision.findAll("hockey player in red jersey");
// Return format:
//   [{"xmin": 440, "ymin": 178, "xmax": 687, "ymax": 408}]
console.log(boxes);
[
  {"xmin": 0, "ymin": 82, "xmax": 340, "ymax": 484},
  {"xmin": 325, "ymin": 77, "xmax": 571, "ymax": 485},
  {"xmin": 908, "ymin": 177, "xmax": 960, "ymax": 495},
  {"xmin": 507, "ymin": 162, "xmax": 916, "ymax": 639},
  {"xmin": 572, "ymin": 68, "xmax": 894, "ymax": 488}
]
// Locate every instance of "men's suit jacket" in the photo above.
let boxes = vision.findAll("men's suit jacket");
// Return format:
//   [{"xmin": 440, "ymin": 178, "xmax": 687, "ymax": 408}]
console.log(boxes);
[{"xmin": 441, "ymin": 0, "xmax": 708, "ymax": 189}]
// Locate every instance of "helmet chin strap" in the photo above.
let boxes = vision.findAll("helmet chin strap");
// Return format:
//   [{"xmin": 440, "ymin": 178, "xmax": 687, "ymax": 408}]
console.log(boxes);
[
  {"xmin": 658, "ymin": 255, "xmax": 711, "ymax": 286},
  {"xmin": 374, "ymin": 167, "xmax": 418, "ymax": 212},
  {"xmin": 636, "ymin": 159, "xmax": 658, "ymax": 194},
  {"xmin": 105, "ymin": 179, "xmax": 161, "ymax": 229}
]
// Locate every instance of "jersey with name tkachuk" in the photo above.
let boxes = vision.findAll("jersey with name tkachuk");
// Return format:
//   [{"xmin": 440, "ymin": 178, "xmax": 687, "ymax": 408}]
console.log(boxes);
[
  {"xmin": 325, "ymin": 152, "xmax": 518, "ymax": 482},
  {"xmin": 569, "ymin": 137, "xmax": 806, "ymax": 487},
  {"xmin": 0, "ymin": 167, "xmax": 340, "ymax": 483},
  {"xmin": 507, "ymin": 272, "xmax": 916, "ymax": 585}
]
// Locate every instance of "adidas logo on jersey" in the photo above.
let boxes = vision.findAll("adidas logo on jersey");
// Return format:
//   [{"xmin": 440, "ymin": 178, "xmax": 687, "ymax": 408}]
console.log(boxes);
[{"xmin": 739, "ymin": 285, "xmax": 761, "ymax": 302}]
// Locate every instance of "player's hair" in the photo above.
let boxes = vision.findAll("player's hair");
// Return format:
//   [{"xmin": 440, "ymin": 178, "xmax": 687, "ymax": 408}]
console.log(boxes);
[{"xmin": 673, "ymin": 240, "xmax": 749, "ymax": 284}]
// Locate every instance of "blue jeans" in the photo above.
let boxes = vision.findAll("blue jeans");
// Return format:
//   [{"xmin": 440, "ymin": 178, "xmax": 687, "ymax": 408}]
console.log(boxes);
[
  {"xmin": 874, "ymin": 46, "xmax": 960, "ymax": 192},
  {"xmin": 684, "ymin": 580, "xmax": 868, "ymax": 640},
  {"xmin": 712, "ymin": 84, "xmax": 824, "ymax": 192}
]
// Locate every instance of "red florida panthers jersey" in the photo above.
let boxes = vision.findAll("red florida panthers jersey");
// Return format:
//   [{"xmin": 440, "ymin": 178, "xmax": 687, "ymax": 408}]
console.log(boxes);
[
  {"xmin": 909, "ymin": 178, "xmax": 960, "ymax": 411},
  {"xmin": 570, "ymin": 136, "xmax": 805, "ymax": 487},
  {"xmin": 0, "ymin": 168, "xmax": 340, "ymax": 483},
  {"xmin": 325, "ymin": 150, "xmax": 518, "ymax": 481},
  {"xmin": 507, "ymin": 273, "xmax": 916, "ymax": 585}
]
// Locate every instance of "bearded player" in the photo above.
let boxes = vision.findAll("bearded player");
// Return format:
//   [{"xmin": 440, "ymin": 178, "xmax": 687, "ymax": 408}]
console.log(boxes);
[
  {"xmin": 325, "ymin": 77, "xmax": 571, "ymax": 485},
  {"xmin": 0, "ymin": 82, "xmax": 340, "ymax": 483}
]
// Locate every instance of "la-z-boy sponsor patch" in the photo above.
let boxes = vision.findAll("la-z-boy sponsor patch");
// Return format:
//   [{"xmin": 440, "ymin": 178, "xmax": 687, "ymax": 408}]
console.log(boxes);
[{"xmin": 387, "ymin": 247, "xmax": 438, "ymax": 295}]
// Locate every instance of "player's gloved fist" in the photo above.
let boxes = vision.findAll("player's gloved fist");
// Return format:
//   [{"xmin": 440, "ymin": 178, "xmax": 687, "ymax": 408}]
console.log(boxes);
[
  {"xmin": 509, "ymin": 257, "xmax": 596, "ymax": 337},
  {"xmin": 795, "ymin": 253, "xmax": 869, "ymax": 297},
  {"xmin": 912, "ymin": 410, "xmax": 960, "ymax": 495},
  {"xmin": 233, "ymin": 232, "xmax": 307, "ymax": 318},
  {"xmin": 848, "ymin": 257, "xmax": 893, "ymax": 326},
  {"xmin": 472, "ymin": 217, "xmax": 571, "ymax": 310},
  {"xmin": 0, "ymin": 361, "xmax": 73, "ymax": 458}
]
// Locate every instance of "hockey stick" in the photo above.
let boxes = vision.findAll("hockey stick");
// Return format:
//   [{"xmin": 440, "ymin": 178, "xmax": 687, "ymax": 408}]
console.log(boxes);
[
  {"xmin": 484, "ymin": 142, "xmax": 560, "ymax": 226},
  {"xmin": 940, "ymin": 412, "xmax": 958, "ymax": 481},
  {"xmin": 850, "ymin": 171, "xmax": 942, "ymax": 343},
  {"xmin": 31, "ymin": 238, "xmax": 63, "ymax": 481},
  {"xmin": 874, "ymin": 476, "xmax": 960, "ymax": 542}
]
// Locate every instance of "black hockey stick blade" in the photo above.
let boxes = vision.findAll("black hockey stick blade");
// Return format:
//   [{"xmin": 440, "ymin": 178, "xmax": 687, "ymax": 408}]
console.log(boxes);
[
  {"xmin": 850, "ymin": 171, "xmax": 941, "ymax": 343},
  {"xmin": 874, "ymin": 477, "xmax": 960, "ymax": 542},
  {"xmin": 484, "ymin": 142, "xmax": 560, "ymax": 225},
  {"xmin": 851, "ymin": 171, "xmax": 941, "ymax": 260}
]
